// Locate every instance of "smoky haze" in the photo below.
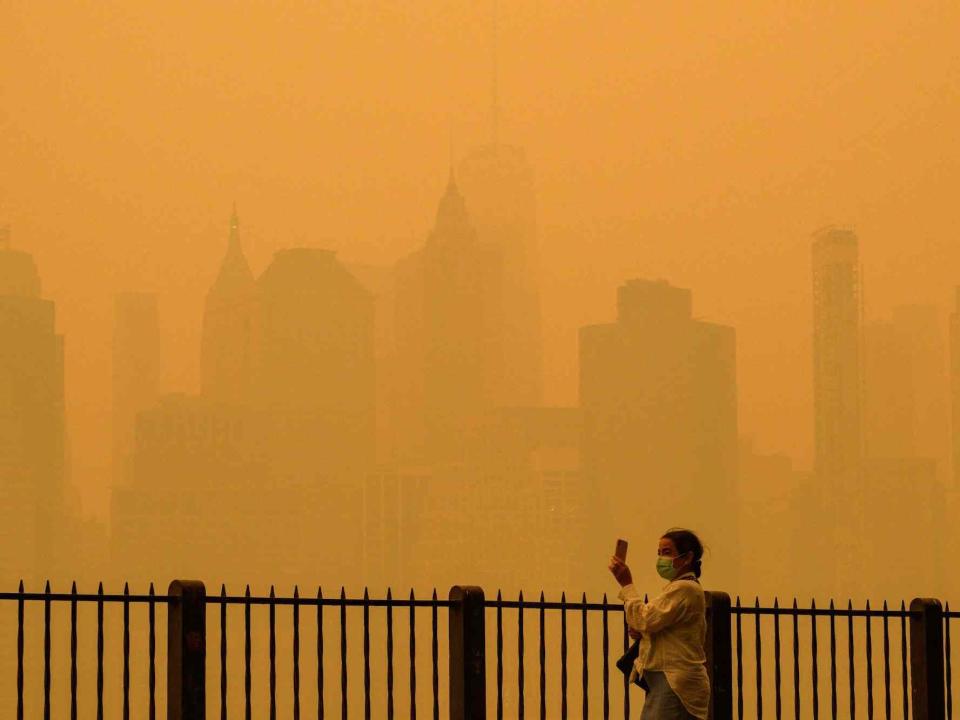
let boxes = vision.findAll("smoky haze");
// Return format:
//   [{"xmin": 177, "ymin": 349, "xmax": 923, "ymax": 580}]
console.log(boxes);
[{"xmin": 2, "ymin": 0, "xmax": 960, "ymax": 606}]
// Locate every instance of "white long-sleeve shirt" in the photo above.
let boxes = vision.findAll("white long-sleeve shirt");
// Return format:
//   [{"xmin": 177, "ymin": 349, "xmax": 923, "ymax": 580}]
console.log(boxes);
[{"xmin": 618, "ymin": 574, "xmax": 710, "ymax": 720}]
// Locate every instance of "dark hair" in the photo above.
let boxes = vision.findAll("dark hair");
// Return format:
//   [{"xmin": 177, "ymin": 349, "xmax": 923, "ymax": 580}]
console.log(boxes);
[{"xmin": 661, "ymin": 528, "xmax": 704, "ymax": 578}]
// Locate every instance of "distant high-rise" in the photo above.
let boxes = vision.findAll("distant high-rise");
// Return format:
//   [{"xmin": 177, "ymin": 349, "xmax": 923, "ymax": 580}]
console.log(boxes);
[
  {"xmin": 201, "ymin": 207, "xmax": 256, "ymax": 405},
  {"xmin": 951, "ymin": 288, "xmax": 960, "ymax": 488},
  {"xmin": 458, "ymin": 144, "xmax": 542, "ymax": 407},
  {"xmin": 579, "ymin": 279, "xmax": 738, "ymax": 587},
  {"xmin": 253, "ymin": 247, "xmax": 375, "ymax": 477},
  {"xmin": 391, "ymin": 172, "xmax": 504, "ymax": 464},
  {"xmin": 112, "ymin": 292, "xmax": 160, "ymax": 484},
  {"xmin": 811, "ymin": 226, "xmax": 862, "ymax": 479},
  {"xmin": 0, "ymin": 234, "xmax": 66, "ymax": 577}
]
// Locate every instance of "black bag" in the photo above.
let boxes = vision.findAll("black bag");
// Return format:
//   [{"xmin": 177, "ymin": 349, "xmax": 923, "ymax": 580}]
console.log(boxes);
[{"xmin": 615, "ymin": 640, "xmax": 649, "ymax": 690}]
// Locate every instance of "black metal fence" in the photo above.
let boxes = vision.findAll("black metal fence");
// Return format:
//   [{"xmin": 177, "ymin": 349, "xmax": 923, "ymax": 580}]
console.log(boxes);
[{"xmin": 1, "ymin": 582, "xmax": 957, "ymax": 719}]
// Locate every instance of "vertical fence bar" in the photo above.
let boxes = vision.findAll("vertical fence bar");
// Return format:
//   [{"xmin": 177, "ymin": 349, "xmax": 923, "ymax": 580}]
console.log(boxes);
[
  {"xmin": 518, "ymin": 591, "xmax": 525, "ymax": 720},
  {"xmin": 71, "ymin": 582, "xmax": 78, "ymax": 720},
  {"xmin": 448, "ymin": 586, "xmax": 486, "ymax": 720},
  {"xmin": 318, "ymin": 587, "xmax": 325, "ymax": 720},
  {"xmin": 866, "ymin": 601, "xmax": 874, "ymax": 720},
  {"xmin": 220, "ymin": 585, "xmax": 227, "ymax": 720},
  {"xmin": 270, "ymin": 586, "xmax": 277, "ymax": 720},
  {"xmin": 124, "ymin": 583, "xmax": 131, "ymax": 720},
  {"xmin": 433, "ymin": 589, "xmax": 439, "ymax": 720},
  {"xmin": 18, "ymin": 580, "xmax": 24, "ymax": 720},
  {"xmin": 811, "ymin": 600, "xmax": 819, "ymax": 720},
  {"xmin": 43, "ymin": 580, "xmax": 50, "ymax": 720},
  {"xmin": 340, "ymin": 587, "xmax": 348, "ymax": 720},
  {"xmin": 774, "ymin": 599, "xmax": 782, "ymax": 720},
  {"xmin": 882, "ymin": 601, "xmax": 891, "ymax": 720},
  {"xmin": 793, "ymin": 599, "xmax": 800, "ymax": 720},
  {"xmin": 736, "ymin": 597, "xmax": 743, "ymax": 720},
  {"xmin": 602, "ymin": 594, "xmax": 609, "ymax": 720},
  {"xmin": 945, "ymin": 605, "xmax": 952, "ymax": 720},
  {"xmin": 909, "ymin": 598, "xmax": 945, "ymax": 720},
  {"xmin": 363, "ymin": 588, "xmax": 371, "ymax": 720},
  {"xmin": 755, "ymin": 597, "xmax": 764, "ymax": 720},
  {"xmin": 901, "ymin": 601, "xmax": 908, "ymax": 720},
  {"xmin": 622, "ymin": 607, "xmax": 629, "ymax": 720},
  {"xmin": 293, "ymin": 586, "xmax": 301, "ymax": 720},
  {"xmin": 409, "ymin": 589, "xmax": 416, "ymax": 720},
  {"xmin": 581, "ymin": 593, "xmax": 588, "ymax": 720},
  {"xmin": 497, "ymin": 591, "xmax": 504, "ymax": 720},
  {"xmin": 540, "ymin": 592, "xmax": 547, "ymax": 720},
  {"xmin": 386, "ymin": 588, "xmax": 394, "ymax": 720},
  {"xmin": 848, "ymin": 600, "xmax": 856, "ymax": 720},
  {"xmin": 245, "ymin": 586, "xmax": 252, "ymax": 720},
  {"xmin": 98, "ymin": 582, "xmax": 105, "ymax": 720},
  {"xmin": 167, "ymin": 580, "xmax": 206, "ymax": 720},
  {"xmin": 149, "ymin": 583, "xmax": 156, "ymax": 720},
  {"xmin": 561, "ymin": 592, "xmax": 568, "ymax": 720},
  {"xmin": 829, "ymin": 600, "xmax": 837, "ymax": 720},
  {"xmin": 706, "ymin": 591, "xmax": 733, "ymax": 720}
]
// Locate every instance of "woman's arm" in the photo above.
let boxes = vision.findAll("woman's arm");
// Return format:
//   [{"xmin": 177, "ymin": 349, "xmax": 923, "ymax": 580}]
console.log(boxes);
[{"xmin": 619, "ymin": 583, "xmax": 690, "ymax": 635}]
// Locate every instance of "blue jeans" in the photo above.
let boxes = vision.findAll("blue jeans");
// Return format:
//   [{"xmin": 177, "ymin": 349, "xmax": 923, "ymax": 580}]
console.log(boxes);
[{"xmin": 640, "ymin": 671, "xmax": 697, "ymax": 720}]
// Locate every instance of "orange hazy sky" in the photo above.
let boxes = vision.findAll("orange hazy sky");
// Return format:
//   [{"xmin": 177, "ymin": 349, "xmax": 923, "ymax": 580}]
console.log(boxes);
[{"xmin": 2, "ymin": 1, "xmax": 959, "ymax": 517}]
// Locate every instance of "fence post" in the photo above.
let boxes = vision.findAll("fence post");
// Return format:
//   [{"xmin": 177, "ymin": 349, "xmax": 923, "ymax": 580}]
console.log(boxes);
[
  {"xmin": 910, "ymin": 598, "xmax": 945, "ymax": 720},
  {"xmin": 168, "ymin": 580, "xmax": 206, "ymax": 720},
  {"xmin": 705, "ymin": 591, "xmax": 733, "ymax": 720},
  {"xmin": 449, "ymin": 585, "xmax": 486, "ymax": 720}
]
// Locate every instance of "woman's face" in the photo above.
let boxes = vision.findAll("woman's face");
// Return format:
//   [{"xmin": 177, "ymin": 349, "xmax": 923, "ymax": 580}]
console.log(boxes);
[{"xmin": 657, "ymin": 537, "xmax": 687, "ymax": 566}]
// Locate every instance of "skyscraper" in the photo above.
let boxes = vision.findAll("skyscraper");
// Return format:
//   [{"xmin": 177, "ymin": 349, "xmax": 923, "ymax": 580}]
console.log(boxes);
[
  {"xmin": 253, "ymin": 247, "xmax": 375, "ymax": 478},
  {"xmin": 951, "ymin": 288, "xmax": 960, "ymax": 488},
  {"xmin": 457, "ymin": 143, "xmax": 542, "ymax": 408},
  {"xmin": 0, "ymin": 233, "xmax": 66, "ymax": 578},
  {"xmin": 112, "ymin": 292, "xmax": 160, "ymax": 484},
  {"xmin": 811, "ymin": 226, "xmax": 862, "ymax": 479},
  {"xmin": 201, "ymin": 206, "xmax": 257, "ymax": 405},
  {"xmin": 391, "ymin": 172, "xmax": 504, "ymax": 465},
  {"xmin": 579, "ymin": 279, "xmax": 739, "ymax": 588}
]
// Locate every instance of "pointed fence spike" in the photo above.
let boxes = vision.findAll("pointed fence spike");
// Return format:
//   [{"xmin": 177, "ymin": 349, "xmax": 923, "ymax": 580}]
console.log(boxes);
[
  {"xmin": 408, "ymin": 588, "xmax": 414, "ymax": 601},
  {"xmin": 561, "ymin": 591, "xmax": 566, "ymax": 602},
  {"xmin": 220, "ymin": 584, "xmax": 226, "ymax": 597},
  {"xmin": 245, "ymin": 585, "xmax": 251, "ymax": 597},
  {"xmin": 294, "ymin": 586, "xmax": 300, "ymax": 599},
  {"xmin": 518, "ymin": 590, "xmax": 524, "ymax": 603},
  {"xmin": 497, "ymin": 589, "xmax": 502, "ymax": 601},
  {"xmin": 736, "ymin": 596, "xmax": 742, "ymax": 608},
  {"xmin": 539, "ymin": 590, "xmax": 545, "ymax": 602},
  {"xmin": 432, "ymin": 588, "xmax": 438, "ymax": 601},
  {"xmin": 363, "ymin": 587, "xmax": 369, "ymax": 599},
  {"xmin": 19, "ymin": 579, "xmax": 24, "ymax": 592},
  {"xmin": 72, "ymin": 581, "xmax": 77, "ymax": 593},
  {"xmin": 45, "ymin": 580, "xmax": 50, "ymax": 592},
  {"xmin": 774, "ymin": 597, "xmax": 779, "ymax": 609},
  {"xmin": 124, "ymin": 582, "xmax": 129, "ymax": 594},
  {"xmin": 754, "ymin": 597, "xmax": 760, "ymax": 608},
  {"xmin": 341, "ymin": 587, "xmax": 347, "ymax": 600},
  {"xmin": 386, "ymin": 587, "xmax": 392, "ymax": 600},
  {"xmin": 865, "ymin": 599, "xmax": 871, "ymax": 611},
  {"xmin": 811, "ymin": 599, "xmax": 817, "ymax": 609},
  {"xmin": 318, "ymin": 587, "xmax": 323, "ymax": 600},
  {"xmin": 792, "ymin": 598, "xmax": 798, "ymax": 609},
  {"xmin": 847, "ymin": 599, "xmax": 853, "ymax": 610},
  {"xmin": 149, "ymin": 582, "xmax": 154, "ymax": 594},
  {"xmin": 883, "ymin": 600, "xmax": 888, "ymax": 611},
  {"xmin": 582, "ymin": 592, "xmax": 587, "ymax": 604},
  {"xmin": 602, "ymin": 592, "xmax": 607, "ymax": 603},
  {"xmin": 270, "ymin": 585, "xmax": 275, "ymax": 598},
  {"xmin": 829, "ymin": 599, "xmax": 835, "ymax": 610}
]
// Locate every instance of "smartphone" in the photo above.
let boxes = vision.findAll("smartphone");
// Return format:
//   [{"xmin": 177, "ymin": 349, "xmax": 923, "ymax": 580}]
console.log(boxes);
[{"xmin": 614, "ymin": 539, "xmax": 628, "ymax": 562}]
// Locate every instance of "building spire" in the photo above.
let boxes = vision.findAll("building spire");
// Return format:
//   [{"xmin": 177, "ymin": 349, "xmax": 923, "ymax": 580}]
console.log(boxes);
[{"xmin": 229, "ymin": 203, "xmax": 240, "ymax": 250}]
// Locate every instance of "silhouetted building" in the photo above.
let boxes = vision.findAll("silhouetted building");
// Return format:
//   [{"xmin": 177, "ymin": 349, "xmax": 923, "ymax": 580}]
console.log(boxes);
[
  {"xmin": 458, "ymin": 143, "xmax": 542, "ymax": 407},
  {"xmin": 812, "ymin": 226, "xmax": 862, "ymax": 478},
  {"xmin": 201, "ymin": 207, "xmax": 256, "ymax": 405},
  {"xmin": 811, "ymin": 225, "xmax": 863, "ymax": 595},
  {"xmin": 0, "ymin": 236, "xmax": 66, "ymax": 579},
  {"xmin": 952, "ymin": 288, "xmax": 960, "ymax": 488},
  {"xmin": 391, "ymin": 173, "xmax": 504, "ymax": 465},
  {"xmin": 253, "ymin": 247, "xmax": 375, "ymax": 478},
  {"xmin": 112, "ymin": 292, "xmax": 160, "ymax": 483},
  {"xmin": 579, "ymin": 279, "xmax": 738, "ymax": 588}
]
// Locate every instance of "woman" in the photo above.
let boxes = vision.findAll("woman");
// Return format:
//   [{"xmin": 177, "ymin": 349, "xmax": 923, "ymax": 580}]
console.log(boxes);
[{"xmin": 608, "ymin": 528, "xmax": 710, "ymax": 720}]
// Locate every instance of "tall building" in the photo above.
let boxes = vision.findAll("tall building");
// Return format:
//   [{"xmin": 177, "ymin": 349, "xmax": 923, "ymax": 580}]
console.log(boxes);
[
  {"xmin": 811, "ymin": 226, "xmax": 862, "ymax": 479},
  {"xmin": 112, "ymin": 292, "xmax": 160, "ymax": 484},
  {"xmin": 391, "ymin": 172, "xmax": 504, "ymax": 465},
  {"xmin": 952, "ymin": 288, "xmax": 960, "ymax": 489},
  {"xmin": 201, "ymin": 207, "xmax": 257, "ymax": 405},
  {"xmin": 457, "ymin": 144, "xmax": 542, "ymax": 407},
  {"xmin": 579, "ymin": 279, "xmax": 739, "ymax": 589},
  {"xmin": 811, "ymin": 226, "xmax": 863, "ymax": 595},
  {"xmin": 0, "ymin": 234, "xmax": 66, "ymax": 578},
  {"xmin": 253, "ymin": 247, "xmax": 375, "ymax": 478}
]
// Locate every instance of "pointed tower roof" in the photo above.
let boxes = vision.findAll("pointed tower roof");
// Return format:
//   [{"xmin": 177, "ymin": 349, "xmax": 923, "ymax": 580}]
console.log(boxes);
[
  {"xmin": 429, "ymin": 170, "xmax": 477, "ymax": 247},
  {"xmin": 210, "ymin": 205, "xmax": 255, "ymax": 297}
]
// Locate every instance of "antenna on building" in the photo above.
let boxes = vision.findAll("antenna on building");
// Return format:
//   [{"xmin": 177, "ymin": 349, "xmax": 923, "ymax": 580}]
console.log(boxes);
[{"xmin": 491, "ymin": 0, "xmax": 500, "ymax": 147}]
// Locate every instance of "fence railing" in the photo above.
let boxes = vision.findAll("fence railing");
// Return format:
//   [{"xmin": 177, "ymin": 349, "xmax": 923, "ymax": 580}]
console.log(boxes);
[{"xmin": 1, "ymin": 582, "xmax": 956, "ymax": 720}]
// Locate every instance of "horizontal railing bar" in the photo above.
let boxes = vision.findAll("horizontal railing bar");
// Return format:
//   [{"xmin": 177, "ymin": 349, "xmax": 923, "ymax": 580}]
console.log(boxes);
[
  {"xmin": 734, "ymin": 607, "xmax": 917, "ymax": 619},
  {"xmin": 487, "ymin": 600, "xmax": 623, "ymax": 611},
  {"xmin": 209, "ymin": 596, "xmax": 454, "ymax": 608},
  {"xmin": 0, "ymin": 593, "xmax": 168, "ymax": 603}
]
